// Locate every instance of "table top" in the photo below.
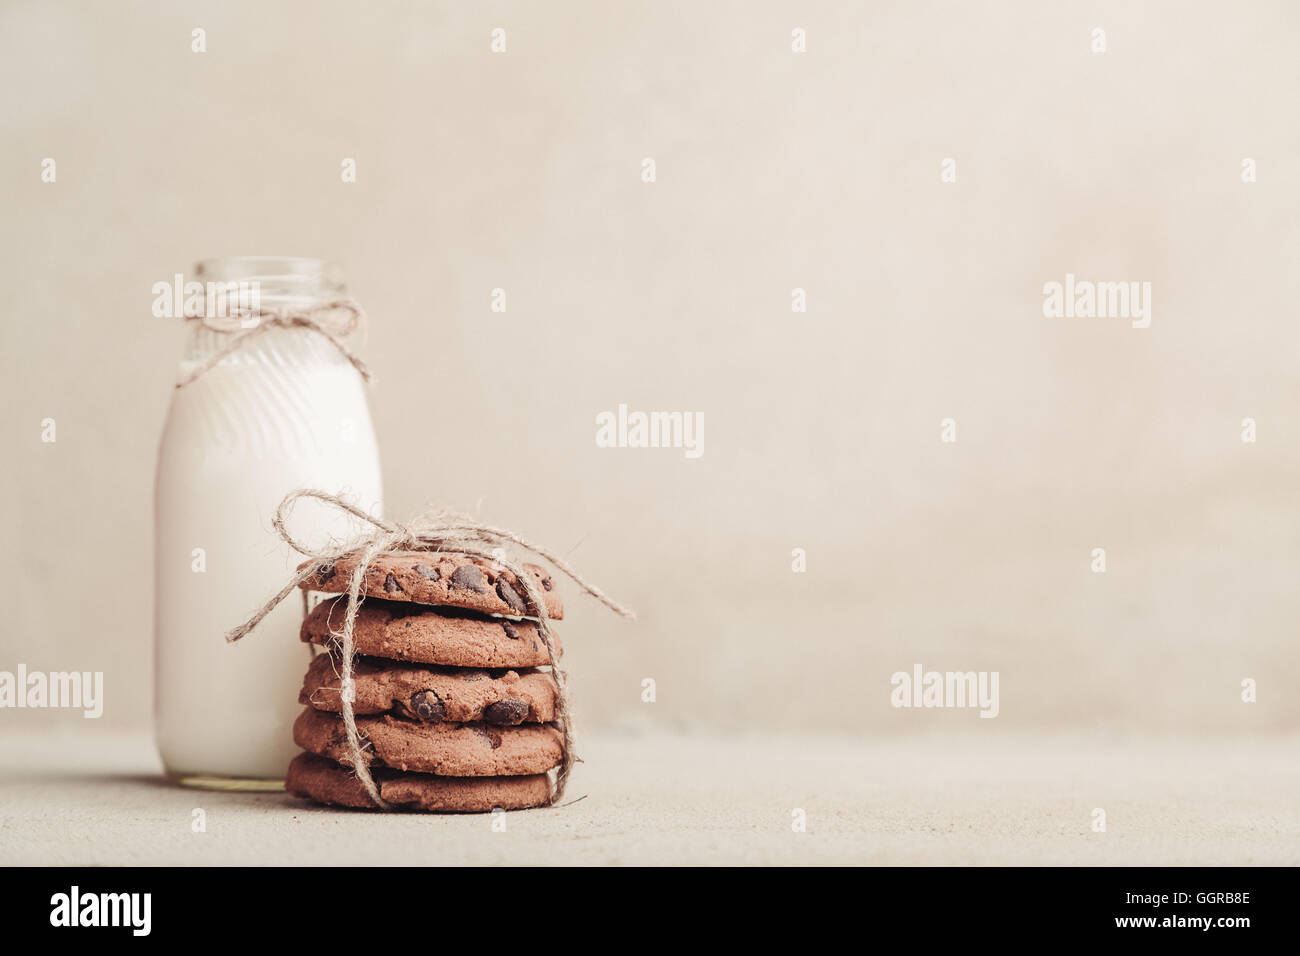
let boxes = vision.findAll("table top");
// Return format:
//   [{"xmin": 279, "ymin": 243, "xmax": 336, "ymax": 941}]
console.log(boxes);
[{"xmin": 2, "ymin": 730, "xmax": 1296, "ymax": 866}]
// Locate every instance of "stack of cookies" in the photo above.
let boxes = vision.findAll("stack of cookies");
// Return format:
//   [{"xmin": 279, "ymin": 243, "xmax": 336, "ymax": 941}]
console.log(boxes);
[{"xmin": 284, "ymin": 551, "xmax": 566, "ymax": 813}]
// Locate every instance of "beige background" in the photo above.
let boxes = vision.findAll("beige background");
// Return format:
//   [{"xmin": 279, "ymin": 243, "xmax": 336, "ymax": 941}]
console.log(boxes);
[{"xmin": 2, "ymin": 0, "xmax": 1298, "ymax": 746}]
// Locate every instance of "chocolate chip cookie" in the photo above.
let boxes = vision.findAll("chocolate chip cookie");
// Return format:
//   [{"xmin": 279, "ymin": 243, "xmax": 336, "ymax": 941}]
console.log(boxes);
[
  {"xmin": 301, "ymin": 596, "xmax": 562, "ymax": 668},
  {"xmin": 285, "ymin": 753, "xmax": 551, "ymax": 812},
  {"xmin": 300, "ymin": 552, "xmax": 563, "ymax": 619},
  {"xmin": 293, "ymin": 707, "xmax": 564, "ymax": 776},
  {"xmin": 300, "ymin": 653, "xmax": 559, "ymax": 724}
]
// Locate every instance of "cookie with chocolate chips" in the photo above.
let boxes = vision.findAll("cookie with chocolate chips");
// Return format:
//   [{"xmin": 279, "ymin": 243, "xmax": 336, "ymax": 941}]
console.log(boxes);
[
  {"xmin": 300, "ymin": 552, "xmax": 562, "ymax": 619},
  {"xmin": 301, "ymin": 596, "xmax": 562, "ymax": 668},
  {"xmin": 285, "ymin": 753, "xmax": 551, "ymax": 812},
  {"xmin": 299, "ymin": 653, "xmax": 559, "ymax": 725},
  {"xmin": 292, "ymin": 707, "xmax": 564, "ymax": 776}
]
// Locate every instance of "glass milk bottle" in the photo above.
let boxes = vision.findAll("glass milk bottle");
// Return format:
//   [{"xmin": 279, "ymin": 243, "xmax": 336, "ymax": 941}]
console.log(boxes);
[{"xmin": 154, "ymin": 257, "xmax": 383, "ymax": 787}]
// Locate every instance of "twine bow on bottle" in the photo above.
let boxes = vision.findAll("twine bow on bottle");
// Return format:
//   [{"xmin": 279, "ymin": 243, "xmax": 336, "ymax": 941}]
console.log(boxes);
[
  {"xmin": 227, "ymin": 489, "xmax": 634, "ymax": 809},
  {"xmin": 175, "ymin": 299, "xmax": 372, "ymax": 389}
]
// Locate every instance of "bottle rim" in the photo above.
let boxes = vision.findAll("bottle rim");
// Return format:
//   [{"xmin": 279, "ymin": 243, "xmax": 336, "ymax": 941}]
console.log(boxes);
[{"xmin": 193, "ymin": 257, "xmax": 346, "ymax": 307}]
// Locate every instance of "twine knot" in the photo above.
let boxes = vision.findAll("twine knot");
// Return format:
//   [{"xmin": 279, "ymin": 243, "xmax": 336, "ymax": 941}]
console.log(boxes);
[
  {"xmin": 176, "ymin": 299, "xmax": 371, "ymax": 388},
  {"xmin": 227, "ymin": 489, "xmax": 634, "ymax": 809}
]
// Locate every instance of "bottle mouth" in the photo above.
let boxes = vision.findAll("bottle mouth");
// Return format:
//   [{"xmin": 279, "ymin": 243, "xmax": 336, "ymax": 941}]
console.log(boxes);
[{"xmin": 193, "ymin": 257, "xmax": 346, "ymax": 309}]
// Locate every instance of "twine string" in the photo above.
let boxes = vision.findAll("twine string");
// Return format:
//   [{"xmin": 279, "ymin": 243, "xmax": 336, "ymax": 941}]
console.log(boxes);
[
  {"xmin": 175, "ymin": 299, "xmax": 372, "ymax": 389},
  {"xmin": 226, "ymin": 489, "xmax": 634, "ymax": 809}
]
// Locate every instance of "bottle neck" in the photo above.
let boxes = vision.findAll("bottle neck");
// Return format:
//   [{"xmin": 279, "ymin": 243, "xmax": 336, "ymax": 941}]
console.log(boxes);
[{"xmin": 181, "ymin": 257, "xmax": 353, "ymax": 370}]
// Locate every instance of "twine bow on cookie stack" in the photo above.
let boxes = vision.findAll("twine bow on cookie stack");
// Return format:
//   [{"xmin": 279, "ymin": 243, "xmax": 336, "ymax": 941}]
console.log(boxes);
[
  {"xmin": 227, "ymin": 489, "xmax": 633, "ymax": 809},
  {"xmin": 175, "ymin": 299, "xmax": 372, "ymax": 389}
]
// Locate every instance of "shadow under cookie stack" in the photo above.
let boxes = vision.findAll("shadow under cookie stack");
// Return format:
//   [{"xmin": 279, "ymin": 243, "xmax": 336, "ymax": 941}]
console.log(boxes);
[{"xmin": 284, "ymin": 552, "xmax": 566, "ymax": 813}]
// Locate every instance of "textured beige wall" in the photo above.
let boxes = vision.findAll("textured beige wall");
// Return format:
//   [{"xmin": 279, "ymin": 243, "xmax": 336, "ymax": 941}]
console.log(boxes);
[{"xmin": 2, "ymin": 0, "xmax": 1298, "ymax": 736}]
